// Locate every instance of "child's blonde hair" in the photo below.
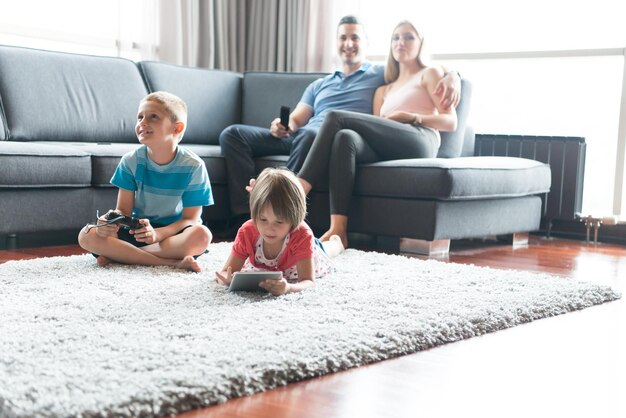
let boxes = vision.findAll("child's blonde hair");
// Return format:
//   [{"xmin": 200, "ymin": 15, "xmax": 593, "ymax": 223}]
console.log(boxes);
[
  {"xmin": 249, "ymin": 168, "xmax": 307, "ymax": 230},
  {"xmin": 141, "ymin": 91, "xmax": 188, "ymax": 139}
]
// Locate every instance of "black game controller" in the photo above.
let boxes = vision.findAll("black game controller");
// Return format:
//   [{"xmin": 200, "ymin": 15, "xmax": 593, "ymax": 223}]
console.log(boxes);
[
  {"xmin": 280, "ymin": 106, "xmax": 290, "ymax": 129},
  {"xmin": 105, "ymin": 211, "xmax": 142, "ymax": 230}
]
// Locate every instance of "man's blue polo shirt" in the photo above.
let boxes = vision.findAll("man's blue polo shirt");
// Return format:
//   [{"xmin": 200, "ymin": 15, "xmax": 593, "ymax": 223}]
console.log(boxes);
[{"xmin": 299, "ymin": 63, "xmax": 385, "ymax": 131}]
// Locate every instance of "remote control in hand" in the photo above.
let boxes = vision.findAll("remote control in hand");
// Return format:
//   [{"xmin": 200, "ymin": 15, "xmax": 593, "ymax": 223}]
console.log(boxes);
[{"xmin": 280, "ymin": 106, "xmax": 290, "ymax": 130}]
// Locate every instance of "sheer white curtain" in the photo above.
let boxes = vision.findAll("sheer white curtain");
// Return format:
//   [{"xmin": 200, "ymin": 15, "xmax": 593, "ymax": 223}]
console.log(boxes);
[
  {"xmin": 0, "ymin": 0, "xmax": 158, "ymax": 61},
  {"xmin": 157, "ymin": 0, "xmax": 335, "ymax": 72},
  {"xmin": 118, "ymin": 0, "xmax": 159, "ymax": 61}
]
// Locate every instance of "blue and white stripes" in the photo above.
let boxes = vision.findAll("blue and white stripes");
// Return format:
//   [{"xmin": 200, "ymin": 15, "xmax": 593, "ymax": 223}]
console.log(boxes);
[{"xmin": 111, "ymin": 145, "xmax": 213, "ymax": 225}]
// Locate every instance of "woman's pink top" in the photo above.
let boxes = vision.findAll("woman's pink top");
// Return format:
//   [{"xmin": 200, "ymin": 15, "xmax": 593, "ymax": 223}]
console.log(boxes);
[{"xmin": 379, "ymin": 69, "xmax": 438, "ymax": 118}]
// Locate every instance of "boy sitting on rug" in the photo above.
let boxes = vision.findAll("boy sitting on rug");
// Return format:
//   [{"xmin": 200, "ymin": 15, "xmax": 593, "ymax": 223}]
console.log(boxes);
[
  {"xmin": 78, "ymin": 91, "xmax": 213, "ymax": 272},
  {"xmin": 215, "ymin": 167, "xmax": 344, "ymax": 295}
]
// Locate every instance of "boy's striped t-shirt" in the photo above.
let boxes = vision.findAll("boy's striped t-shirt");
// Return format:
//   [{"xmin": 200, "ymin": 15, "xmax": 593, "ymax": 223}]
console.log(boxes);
[{"xmin": 110, "ymin": 145, "xmax": 213, "ymax": 225}]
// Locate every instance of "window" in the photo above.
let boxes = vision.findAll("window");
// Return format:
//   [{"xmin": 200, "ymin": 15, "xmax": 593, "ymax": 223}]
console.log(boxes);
[
  {"xmin": 0, "ymin": 0, "xmax": 157, "ymax": 61},
  {"xmin": 333, "ymin": 0, "xmax": 626, "ymax": 217}
]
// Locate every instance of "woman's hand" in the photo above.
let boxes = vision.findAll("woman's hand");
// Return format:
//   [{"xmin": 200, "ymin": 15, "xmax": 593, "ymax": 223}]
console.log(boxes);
[
  {"xmin": 131, "ymin": 219, "xmax": 157, "ymax": 244},
  {"xmin": 259, "ymin": 276, "xmax": 290, "ymax": 296},
  {"xmin": 95, "ymin": 210, "xmax": 120, "ymax": 238},
  {"xmin": 215, "ymin": 266, "xmax": 234, "ymax": 286},
  {"xmin": 270, "ymin": 118, "xmax": 291, "ymax": 139},
  {"xmin": 383, "ymin": 110, "xmax": 420, "ymax": 125}
]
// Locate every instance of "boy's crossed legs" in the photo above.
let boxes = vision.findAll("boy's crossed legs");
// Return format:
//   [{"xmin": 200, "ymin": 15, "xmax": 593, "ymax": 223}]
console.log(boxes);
[{"xmin": 79, "ymin": 224, "xmax": 211, "ymax": 272}]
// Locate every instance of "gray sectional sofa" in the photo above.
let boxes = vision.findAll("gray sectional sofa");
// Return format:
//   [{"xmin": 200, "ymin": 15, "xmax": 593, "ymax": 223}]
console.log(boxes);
[{"xmin": 0, "ymin": 44, "xmax": 552, "ymax": 254}]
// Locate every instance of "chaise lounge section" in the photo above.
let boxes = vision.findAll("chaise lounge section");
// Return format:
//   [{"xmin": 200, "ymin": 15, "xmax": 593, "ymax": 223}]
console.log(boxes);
[{"xmin": 0, "ymin": 45, "xmax": 551, "ymax": 254}]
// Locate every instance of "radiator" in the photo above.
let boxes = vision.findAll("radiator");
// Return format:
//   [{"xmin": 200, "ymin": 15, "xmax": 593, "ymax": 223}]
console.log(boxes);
[{"xmin": 475, "ymin": 134, "xmax": 586, "ymax": 221}]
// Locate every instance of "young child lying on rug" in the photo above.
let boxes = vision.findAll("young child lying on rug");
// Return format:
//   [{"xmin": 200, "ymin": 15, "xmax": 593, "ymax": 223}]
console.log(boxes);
[
  {"xmin": 215, "ymin": 167, "xmax": 344, "ymax": 295},
  {"xmin": 78, "ymin": 91, "xmax": 213, "ymax": 272}
]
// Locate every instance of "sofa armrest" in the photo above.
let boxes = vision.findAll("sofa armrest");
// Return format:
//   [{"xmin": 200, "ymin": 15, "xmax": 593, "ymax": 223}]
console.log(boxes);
[{"xmin": 463, "ymin": 126, "xmax": 475, "ymax": 157}]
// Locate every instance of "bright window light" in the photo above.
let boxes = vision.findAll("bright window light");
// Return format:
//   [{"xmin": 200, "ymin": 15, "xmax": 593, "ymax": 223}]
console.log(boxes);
[
  {"xmin": 0, "ymin": 0, "xmax": 153, "ymax": 60},
  {"xmin": 335, "ymin": 0, "xmax": 626, "ymax": 216}
]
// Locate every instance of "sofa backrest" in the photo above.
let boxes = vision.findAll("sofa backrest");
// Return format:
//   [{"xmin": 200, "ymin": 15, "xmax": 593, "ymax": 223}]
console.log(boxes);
[
  {"xmin": 0, "ymin": 97, "xmax": 6, "ymax": 140},
  {"xmin": 0, "ymin": 45, "xmax": 147, "ymax": 143},
  {"xmin": 241, "ymin": 72, "xmax": 327, "ymax": 127},
  {"xmin": 438, "ymin": 78, "xmax": 473, "ymax": 158},
  {"xmin": 241, "ymin": 72, "xmax": 473, "ymax": 159},
  {"xmin": 138, "ymin": 62, "xmax": 242, "ymax": 145}
]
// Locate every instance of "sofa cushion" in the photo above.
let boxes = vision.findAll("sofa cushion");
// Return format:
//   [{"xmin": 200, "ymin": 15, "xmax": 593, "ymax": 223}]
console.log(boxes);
[
  {"xmin": 254, "ymin": 155, "xmax": 551, "ymax": 201},
  {"xmin": 0, "ymin": 45, "xmax": 147, "ymax": 144},
  {"xmin": 246, "ymin": 155, "xmax": 549, "ymax": 202},
  {"xmin": 138, "ymin": 62, "xmax": 242, "ymax": 145},
  {"xmin": 242, "ymin": 72, "xmax": 327, "ymax": 128},
  {"xmin": 184, "ymin": 144, "xmax": 228, "ymax": 185},
  {"xmin": 36, "ymin": 142, "xmax": 141, "ymax": 188},
  {"xmin": 0, "ymin": 142, "xmax": 91, "ymax": 187},
  {"xmin": 355, "ymin": 156, "xmax": 551, "ymax": 200}
]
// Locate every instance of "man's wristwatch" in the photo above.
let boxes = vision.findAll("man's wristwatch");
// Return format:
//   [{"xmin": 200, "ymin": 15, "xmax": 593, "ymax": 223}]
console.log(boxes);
[{"xmin": 412, "ymin": 113, "xmax": 422, "ymax": 126}]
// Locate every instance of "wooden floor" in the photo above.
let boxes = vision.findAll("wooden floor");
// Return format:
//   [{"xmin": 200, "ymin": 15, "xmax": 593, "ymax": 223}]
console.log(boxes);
[{"xmin": 1, "ymin": 237, "xmax": 624, "ymax": 418}]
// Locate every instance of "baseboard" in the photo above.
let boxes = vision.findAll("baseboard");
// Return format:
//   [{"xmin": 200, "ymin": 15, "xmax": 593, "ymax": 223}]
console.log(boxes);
[
  {"xmin": 539, "ymin": 218, "xmax": 626, "ymax": 246},
  {"xmin": 4, "ymin": 220, "xmax": 625, "ymax": 250},
  {"xmin": 1, "ymin": 230, "xmax": 81, "ymax": 250}
]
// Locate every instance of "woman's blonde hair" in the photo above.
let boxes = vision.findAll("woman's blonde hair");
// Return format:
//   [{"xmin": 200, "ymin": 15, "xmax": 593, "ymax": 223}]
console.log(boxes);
[
  {"xmin": 384, "ymin": 20, "xmax": 426, "ymax": 83},
  {"xmin": 249, "ymin": 168, "xmax": 307, "ymax": 230}
]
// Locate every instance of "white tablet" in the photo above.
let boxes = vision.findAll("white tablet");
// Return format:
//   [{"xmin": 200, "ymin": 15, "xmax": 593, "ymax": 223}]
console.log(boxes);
[{"xmin": 228, "ymin": 271, "xmax": 282, "ymax": 292}]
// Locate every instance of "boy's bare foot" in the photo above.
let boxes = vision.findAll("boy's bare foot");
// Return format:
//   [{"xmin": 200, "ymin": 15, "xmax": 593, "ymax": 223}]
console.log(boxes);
[
  {"xmin": 176, "ymin": 255, "xmax": 202, "ymax": 272},
  {"xmin": 320, "ymin": 230, "xmax": 348, "ymax": 248},
  {"xmin": 96, "ymin": 255, "xmax": 112, "ymax": 268}
]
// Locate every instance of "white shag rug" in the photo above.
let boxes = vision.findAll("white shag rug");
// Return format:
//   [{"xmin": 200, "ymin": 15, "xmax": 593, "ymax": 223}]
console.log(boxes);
[{"xmin": 0, "ymin": 242, "xmax": 620, "ymax": 418}]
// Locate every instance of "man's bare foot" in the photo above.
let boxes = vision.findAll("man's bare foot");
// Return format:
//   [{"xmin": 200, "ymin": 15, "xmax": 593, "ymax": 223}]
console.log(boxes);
[
  {"xmin": 176, "ymin": 255, "xmax": 202, "ymax": 272},
  {"xmin": 298, "ymin": 177, "xmax": 312, "ymax": 195},
  {"xmin": 320, "ymin": 230, "xmax": 348, "ymax": 248},
  {"xmin": 96, "ymin": 255, "xmax": 112, "ymax": 268},
  {"xmin": 322, "ymin": 234, "xmax": 345, "ymax": 257},
  {"xmin": 328, "ymin": 235, "xmax": 345, "ymax": 250},
  {"xmin": 245, "ymin": 178, "xmax": 256, "ymax": 193}
]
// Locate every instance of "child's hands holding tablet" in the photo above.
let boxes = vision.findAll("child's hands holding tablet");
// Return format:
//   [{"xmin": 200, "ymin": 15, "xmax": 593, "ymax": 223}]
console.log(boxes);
[
  {"xmin": 223, "ymin": 271, "xmax": 283, "ymax": 293},
  {"xmin": 258, "ymin": 275, "xmax": 290, "ymax": 296}
]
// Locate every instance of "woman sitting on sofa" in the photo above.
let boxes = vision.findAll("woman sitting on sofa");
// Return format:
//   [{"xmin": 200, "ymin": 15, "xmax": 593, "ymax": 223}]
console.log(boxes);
[{"xmin": 297, "ymin": 20, "xmax": 458, "ymax": 247}]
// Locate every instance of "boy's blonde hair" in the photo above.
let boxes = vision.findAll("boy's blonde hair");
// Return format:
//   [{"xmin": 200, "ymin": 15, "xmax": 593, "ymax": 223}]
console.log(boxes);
[
  {"xmin": 141, "ymin": 91, "xmax": 188, "ymax": 139},
  {"xmin": 249, "ymin": 168, "xmax": 307, "ymax": 230}
]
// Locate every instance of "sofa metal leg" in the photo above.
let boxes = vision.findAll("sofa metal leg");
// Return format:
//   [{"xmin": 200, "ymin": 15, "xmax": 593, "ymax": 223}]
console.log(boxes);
[
  {"xmin": 399, "ymin": 238, "xmax": 450, "ymax": 256},
  {"xmin": 511, "ymin": 232, "xmax": 529, "ymax": 248},
  {"xmin": 6, "ymin": 233, "xmax": 18, "ymax": 250}
]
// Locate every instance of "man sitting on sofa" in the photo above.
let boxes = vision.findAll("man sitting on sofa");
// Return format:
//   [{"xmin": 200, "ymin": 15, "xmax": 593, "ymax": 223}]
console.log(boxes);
[{"xmin": 218, "ymin": 15, "xmax": 461, "ymax": 235}]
